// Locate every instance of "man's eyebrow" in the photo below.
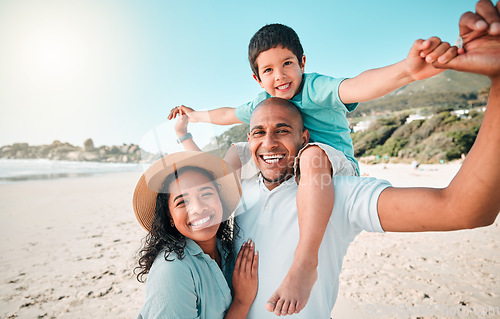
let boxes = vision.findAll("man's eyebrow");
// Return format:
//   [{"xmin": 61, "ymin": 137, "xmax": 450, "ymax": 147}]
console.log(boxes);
[
  {"xmin": 250, "ymin": 123, "xmax": 293, "ymax": 132},
  {"xmin": 250, "ymin": 124, "xmax": 264, "ymax": 132},
  {"xmin": 276, "ymin": 123, "xmax": 293, "ymax": 129}
]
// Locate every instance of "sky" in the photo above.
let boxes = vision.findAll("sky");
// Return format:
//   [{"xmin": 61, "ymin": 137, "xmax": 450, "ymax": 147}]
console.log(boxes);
[{"xmin": 0, "ymin": 0, "xmax": 479, "ymax": 153}]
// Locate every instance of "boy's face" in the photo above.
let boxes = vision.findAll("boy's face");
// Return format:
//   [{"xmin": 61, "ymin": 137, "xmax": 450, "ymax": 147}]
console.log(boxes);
[{"xmin": 253, "ymin": 46, "xmax": 306, "ymax": 100}]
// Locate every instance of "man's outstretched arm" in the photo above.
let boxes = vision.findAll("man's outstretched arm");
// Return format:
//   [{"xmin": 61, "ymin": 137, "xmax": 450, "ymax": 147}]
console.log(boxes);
[{"xmin": 378, "ymin": 0, "xmax": 500, "ymax": 232}]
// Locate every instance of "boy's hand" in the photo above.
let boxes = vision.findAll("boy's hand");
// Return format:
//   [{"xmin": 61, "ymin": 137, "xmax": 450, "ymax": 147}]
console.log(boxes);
[
  {"xmin": 167, "ymin": 105, "xmax": 198, "ymax": 122},
  {"xmin": 232, "ymin": 239, "xmax": 258, "ymax": 309},
  {"xmin": 406, "ymin": 37, "xmax": 459, "ymax": 81}
]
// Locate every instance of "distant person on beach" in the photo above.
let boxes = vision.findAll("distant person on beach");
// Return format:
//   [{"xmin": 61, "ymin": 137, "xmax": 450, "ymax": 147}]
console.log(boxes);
[
  {"xmin": 168, "ymin": 19, "xmax": 458, "ymax": 315},
  {"xmin": 175, "ymin": 0, "xmax": 500, "ymax": 316},
  {"xmin": 133, "ymin": 151, "xmax": 258, "ymax": 318}
]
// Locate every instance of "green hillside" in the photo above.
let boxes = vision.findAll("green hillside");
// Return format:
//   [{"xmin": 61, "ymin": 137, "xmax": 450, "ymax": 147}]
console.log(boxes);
[
  {"xmin": 392, "ymin": 70, "xmax": 490, "ymax": 95},
  {"xmin": 349, "ymin": 70, "xmax": 490, "ymax": 117},
  {"xmin": 351, "ymin": 110, "xmax": 484, "ymax": 163}
]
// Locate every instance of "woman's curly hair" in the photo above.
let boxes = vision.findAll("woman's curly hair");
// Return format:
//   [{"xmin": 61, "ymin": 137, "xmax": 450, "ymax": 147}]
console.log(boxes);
[{"xmin": 135, "ymin": 166, "xmax": 239, "ymax": 282}]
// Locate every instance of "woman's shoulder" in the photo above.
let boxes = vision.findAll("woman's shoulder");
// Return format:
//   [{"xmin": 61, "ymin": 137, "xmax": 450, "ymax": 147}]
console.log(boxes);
[
  {"xmin": 140, "ymin": 251, "xmax": 200, "ymax": 318},
  {"xmin": 148, "ymin": 250, "xmax": 195, "ymax": 281}
]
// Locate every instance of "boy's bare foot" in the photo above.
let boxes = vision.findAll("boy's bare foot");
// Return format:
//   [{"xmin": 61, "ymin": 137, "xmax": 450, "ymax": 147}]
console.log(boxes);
[{"xmin": 266, "ymin": 259, "xmax": 318, "ymax": 315}]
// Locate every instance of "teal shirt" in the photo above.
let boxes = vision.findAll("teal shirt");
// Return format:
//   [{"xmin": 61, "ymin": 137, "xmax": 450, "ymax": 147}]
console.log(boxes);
[
  {"xmin": 137, "ymin": 239, "xmax": 232, "ymax": 319},
  {"xmin": 235, "ymin": 73, "xmax": 359, "ymax": 172}
]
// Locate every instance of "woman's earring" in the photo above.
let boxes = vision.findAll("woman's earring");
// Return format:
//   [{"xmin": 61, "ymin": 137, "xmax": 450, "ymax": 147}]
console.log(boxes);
[{"xmin": 170, "ymin": 220, "xmax": 175, "ymax": 227}]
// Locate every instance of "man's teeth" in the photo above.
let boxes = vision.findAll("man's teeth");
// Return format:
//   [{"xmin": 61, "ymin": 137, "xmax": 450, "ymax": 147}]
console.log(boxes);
[
  {"xmin": 262, "ymin": 154, "xmax": 284, "ymax": 163},
  {"xmin": 191, "ymin": 215, "xmax": 212, "ymax": 227},
  {"xmin": 277, "ymin": 83, "xmax": 290, "ymax": 90}
]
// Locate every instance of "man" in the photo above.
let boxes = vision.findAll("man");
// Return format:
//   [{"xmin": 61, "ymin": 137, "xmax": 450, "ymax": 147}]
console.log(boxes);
[{"xmin": 220, "ymin": 1, "xmax": 500, "ymax": 317}]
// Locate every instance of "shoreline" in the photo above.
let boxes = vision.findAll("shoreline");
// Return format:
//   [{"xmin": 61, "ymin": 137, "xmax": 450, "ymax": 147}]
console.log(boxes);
[{"xmin": 0, "ymin": 159, "xmax": 143, "ymax": 184}]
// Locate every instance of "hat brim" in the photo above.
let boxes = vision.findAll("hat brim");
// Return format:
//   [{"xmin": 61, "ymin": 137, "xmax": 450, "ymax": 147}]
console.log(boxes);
[{"xmin": 132, "ymin": 151, "xmax": 242, "ymax": 232}]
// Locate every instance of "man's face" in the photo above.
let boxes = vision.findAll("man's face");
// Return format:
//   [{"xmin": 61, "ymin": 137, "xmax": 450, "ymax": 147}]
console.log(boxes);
[
  {"xmin": 253, "ymin": 46, "xmax": 306, "ymax": 100},
  {"xmin": 247, "ymin": 103, "xmax": 308, "ymax": 190}
]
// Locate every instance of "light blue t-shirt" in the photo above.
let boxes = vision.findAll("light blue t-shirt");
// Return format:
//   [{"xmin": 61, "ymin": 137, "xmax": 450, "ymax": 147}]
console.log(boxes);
[
  {"xmin": 235, "ymin": 72, "xmax": 359, "ymax": 171},
  {"xmin": 137, "ymin": 239, "xmax": 232, "ymax": 319}
]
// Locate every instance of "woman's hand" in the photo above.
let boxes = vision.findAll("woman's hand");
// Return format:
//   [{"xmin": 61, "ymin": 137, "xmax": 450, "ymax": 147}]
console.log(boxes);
[
  {"xmin": 174, "ymin": 113, "xmax": 189, "ymax": 137},
  {"xmin": 168, "ymin": 105, "xmax": 198, "ymax": 122},
  {"xmin": 232, "ymin": 239, "xmax": 258, "ymax": 309}
]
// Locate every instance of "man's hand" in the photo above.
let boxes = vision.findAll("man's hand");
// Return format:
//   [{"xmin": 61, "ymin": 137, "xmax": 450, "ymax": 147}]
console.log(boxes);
[
  {"xmin": 435, "ymin": 0, "xmax": 500, "ymax": 79},
  {"xmin": 378, "ymin": 0, "xmax": 500, "ymax": 233},
  {"xmin": 167, "ymin": 105, "xmax": 198, "ymax": 123},
  {"xmin": 406, "ymin": 37, "xmax": 458, "ymax": 81}
]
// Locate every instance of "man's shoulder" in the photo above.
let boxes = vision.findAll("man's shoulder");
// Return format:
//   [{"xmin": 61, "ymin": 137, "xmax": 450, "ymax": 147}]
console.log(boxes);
[
  {"xmin": 332, "ymin": 175, "xmax": 390, "ymax": 233},
  {"xmin": 232, "ymin": 142, "xmax": 260, "ymax": 180},
  {"xmin": 332, "ymin": 175, "xmax": 391, "ymax": 195}
]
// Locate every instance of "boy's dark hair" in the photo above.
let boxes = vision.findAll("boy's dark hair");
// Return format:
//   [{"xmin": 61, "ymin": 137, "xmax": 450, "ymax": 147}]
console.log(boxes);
[{"xmin": 248, "ymin": 23, "xmax": 304, "ymax": 81}]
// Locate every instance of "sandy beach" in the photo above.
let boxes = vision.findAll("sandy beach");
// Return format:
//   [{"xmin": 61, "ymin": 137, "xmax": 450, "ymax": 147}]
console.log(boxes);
[
  {"xmin": 0, "ymin": 172, "xmax": 146, "ymax": 318},
  {"xmin": 0, "ymin": 163, "xmax": 498, "ymax": 318}
]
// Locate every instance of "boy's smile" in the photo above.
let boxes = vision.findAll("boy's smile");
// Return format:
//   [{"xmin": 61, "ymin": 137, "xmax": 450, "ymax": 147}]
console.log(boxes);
[{"xmin": 253, "ymin": 46, "xmax": 306, "ymax": 100}]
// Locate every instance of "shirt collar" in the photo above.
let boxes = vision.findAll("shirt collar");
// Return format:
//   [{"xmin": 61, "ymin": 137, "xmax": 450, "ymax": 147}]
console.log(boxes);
[
  {"xmin": 185, "ymin": 238, "xmax": 225, "ymax": 260},
  {"xmin": 185, "ymin": 238, "xmax": 204, "ymax": 256},
  {"xmin": 257, "ymin": 173, "xmax": 297, "ymax": 192}
]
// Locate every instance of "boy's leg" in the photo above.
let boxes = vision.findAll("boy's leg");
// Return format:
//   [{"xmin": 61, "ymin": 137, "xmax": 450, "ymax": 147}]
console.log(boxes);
[{"xmin": 266, "ymin": 145, "xmax": 334, "ymax": 315}]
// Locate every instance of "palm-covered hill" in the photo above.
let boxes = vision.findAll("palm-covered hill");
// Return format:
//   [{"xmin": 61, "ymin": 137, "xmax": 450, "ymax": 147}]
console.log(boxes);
[{"xmin": 205, "ymin": 70, "xmax": 490, "ymax": 163}]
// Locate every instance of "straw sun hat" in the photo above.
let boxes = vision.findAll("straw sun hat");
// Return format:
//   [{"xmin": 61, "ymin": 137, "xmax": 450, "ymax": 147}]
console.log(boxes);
[{"xmin": 133, "ymin": 151, "xmax": 242, "ymax": 232}]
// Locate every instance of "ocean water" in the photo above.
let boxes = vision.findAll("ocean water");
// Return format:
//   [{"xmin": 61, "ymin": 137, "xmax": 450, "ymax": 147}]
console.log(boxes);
[{"xmin": 0, "ymin": 159, "xmax": 144, "ymax": 183}]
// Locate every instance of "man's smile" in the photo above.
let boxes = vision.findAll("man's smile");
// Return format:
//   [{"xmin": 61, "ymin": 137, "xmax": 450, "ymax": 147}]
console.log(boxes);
[{"xmin": 260, "ymin": 153, "xmax": 286, "ymax": 165}]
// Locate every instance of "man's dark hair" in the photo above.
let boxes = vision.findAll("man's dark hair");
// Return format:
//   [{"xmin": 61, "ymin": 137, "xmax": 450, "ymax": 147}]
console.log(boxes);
[{"xmin": 248, "ymin": 23, "xmax": 304, "ymax": 81}]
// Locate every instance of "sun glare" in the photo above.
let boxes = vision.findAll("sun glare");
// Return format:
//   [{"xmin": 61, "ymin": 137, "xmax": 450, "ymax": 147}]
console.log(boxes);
[
  {"xmin": 43, "ymin": 45, "xmax": 64, "ymax": 65},
  {"xmin": 26, "ymin": 30, "xmax": 78, "ymax": 80}
]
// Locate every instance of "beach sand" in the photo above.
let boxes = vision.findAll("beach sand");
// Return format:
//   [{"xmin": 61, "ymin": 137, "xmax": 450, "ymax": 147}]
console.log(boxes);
[
  {"xmin": 0, "ymin": 172, "xmax": 146, "ymax": 318},
  {"xmin": 331, "ymin": 163, "xmax": 500, "ymax": 319},
  {"xmin": 0, "ymin": 164, "xmax": 498, "ymax": 318}
]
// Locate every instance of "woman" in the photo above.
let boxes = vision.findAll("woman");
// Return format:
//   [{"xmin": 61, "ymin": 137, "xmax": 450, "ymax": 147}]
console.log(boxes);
[{"xmin": 133, "ymin": 150, "xmax": 258, "ymax": 318}]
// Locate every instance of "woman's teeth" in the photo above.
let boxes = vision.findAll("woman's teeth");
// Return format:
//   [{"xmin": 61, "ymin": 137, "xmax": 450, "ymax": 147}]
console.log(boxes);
[{"xmin": 190, "ymin": 215, "xmax": 212, "ymax": 227}]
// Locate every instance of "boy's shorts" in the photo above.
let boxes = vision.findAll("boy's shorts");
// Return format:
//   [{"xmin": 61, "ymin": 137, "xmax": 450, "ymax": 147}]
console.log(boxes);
[
  {"xmin": 234, "ymin": 142, "xmax": 357, "ymax": 181},
  {"xmin": 295, "ymin": 142, "xmax": 358, "ymax": 177}
]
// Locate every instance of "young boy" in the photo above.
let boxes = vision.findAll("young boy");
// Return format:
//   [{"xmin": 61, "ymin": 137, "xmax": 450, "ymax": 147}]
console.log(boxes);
[{"xmin": 168, "ymin": 24, "xmax": 457, "ymax": 315}]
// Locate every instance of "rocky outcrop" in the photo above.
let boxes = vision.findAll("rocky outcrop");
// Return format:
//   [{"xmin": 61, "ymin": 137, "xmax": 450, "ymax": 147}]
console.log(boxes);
[
  {"xmin": 83, "ymin": 138, "xmax": 95, "ymax": 152},
  {"xmin": 0, "ymin": 139, "xmax": 156, "ymax": 163}
]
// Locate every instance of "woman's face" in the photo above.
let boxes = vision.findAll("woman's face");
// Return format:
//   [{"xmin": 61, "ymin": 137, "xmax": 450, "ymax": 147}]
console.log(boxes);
[{"xmin": 167, "ymin": 170, "xmax": 223, "ymax": 245}]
